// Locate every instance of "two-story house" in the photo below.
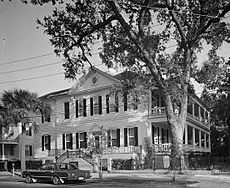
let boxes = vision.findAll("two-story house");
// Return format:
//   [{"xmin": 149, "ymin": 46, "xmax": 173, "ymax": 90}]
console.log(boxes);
[
  {"xmin": 0, "ymin": 123, "xmax": 35, "ymax": 170},
  {"xmin": 28, "ymin": 67, "xmax": 211, "ymax": 171}
]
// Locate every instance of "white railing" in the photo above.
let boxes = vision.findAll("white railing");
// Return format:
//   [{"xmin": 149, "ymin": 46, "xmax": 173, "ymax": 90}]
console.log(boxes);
[
  {"xmin": 105, "ymin": 145, "xmax": 141, "ymax": 154},
  {"xmin": 153, "ymin": 143, "xmax": 171, "ymax": 152},
  {"xmin": 151, "ymin": 107, "xmax": 166, "ymax": 115}
]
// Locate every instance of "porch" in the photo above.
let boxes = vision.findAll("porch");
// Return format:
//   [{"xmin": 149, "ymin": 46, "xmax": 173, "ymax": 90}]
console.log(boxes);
[{"xmin": 0, "ymin": 140, "xmax": 19, "ymax": 161}]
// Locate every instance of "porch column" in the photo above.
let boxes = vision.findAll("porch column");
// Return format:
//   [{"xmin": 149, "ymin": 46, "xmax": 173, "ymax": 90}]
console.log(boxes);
[
  {"xmin": 199, "ymin": 130, "xmax": 202, "ymax": 148},
  {"xmin": 204, "ymin": 132, "xmax": 207, "ymax": 148},
  {"xmin": 2, "ymin": 143, "xmax": 5, "ymax": 160},
  {"xmin": 192, "ymin": 127, "xmax": 195, "ymax": 147},
  {"xmin": 208, "ymin": 134, "xmax": 211, "ymax": 150},
  {"xmin": 185, "ymin": 124, "xmax": 188, "ymax": 145}
]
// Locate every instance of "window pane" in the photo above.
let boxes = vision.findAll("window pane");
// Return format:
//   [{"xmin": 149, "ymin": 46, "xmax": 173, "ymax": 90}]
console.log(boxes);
[
  {"xmin": 129, "ymin": 128, "xmax": 134, "ymax": 137},
  {"xmin": 195, "ymin": 129, "xmax": 200, "ymax": 146}
]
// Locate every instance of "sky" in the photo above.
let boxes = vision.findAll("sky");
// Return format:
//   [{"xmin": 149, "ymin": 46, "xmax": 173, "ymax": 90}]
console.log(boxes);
[{"xmin": 0, "ymin": 1, "xmax": 230, "ymax": 97}]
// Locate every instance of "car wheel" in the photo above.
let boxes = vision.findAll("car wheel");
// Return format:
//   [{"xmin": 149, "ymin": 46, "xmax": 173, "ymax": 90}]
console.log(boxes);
[
  {"xmin": 25, "ymin": 175, "xmax": 32, "ymax": 183},
  {"xmin": 52, "ymin": 176, "xmax": 60, "ymax": 185}
]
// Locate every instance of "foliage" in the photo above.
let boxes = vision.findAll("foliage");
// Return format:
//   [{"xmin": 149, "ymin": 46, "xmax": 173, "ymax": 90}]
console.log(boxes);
[{"xmin": 0, "ymin": 89, "xmax": 50, "ymax": 132}]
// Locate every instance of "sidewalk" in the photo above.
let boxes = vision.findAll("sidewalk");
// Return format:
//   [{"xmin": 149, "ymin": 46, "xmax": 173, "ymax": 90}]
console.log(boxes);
[{"xmin": 0, "ymin": 169, "xmax": 230, "ymax": 187}]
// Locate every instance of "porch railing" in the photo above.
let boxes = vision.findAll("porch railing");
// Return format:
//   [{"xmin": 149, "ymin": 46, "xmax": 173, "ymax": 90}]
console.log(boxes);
[
  {"xmin": 105, "ymin": 145, "xmax": 142, "ymax": 154},
  {"xmin": 151, "ymin": 107, "xmax": 166, "ymax": 115},
  {"xmin": 153, "ymin": 143, "xmax": 171, "ymax": 152},
  {"xmin": 56, "ymin": 150, "xmax": 94, "ymax": 165}
]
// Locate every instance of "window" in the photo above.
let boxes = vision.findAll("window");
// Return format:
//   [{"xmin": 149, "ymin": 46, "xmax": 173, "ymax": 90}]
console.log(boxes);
[
  {"xmin": 41, "ymin": 112, "xmax": 50, "ymax": 123},
  {"xmin": 200, "ymin": 107, "xmax": 204, "ymax": 121},
  {"xmin": 9, "ymin": 145, "xmax": 14, "ymax": 156},
  {"xmin": 195, "ymin": 129, "xmax": 200, "ymax": 146},
  {"xmin": 64, "ymin": 102, "xmax": 70, "ymax": 119},
  {"xmin": 76, "ymin": 132, "xmax": 87, "ymax": 149},
  {"xmin": 66, "ymin": 134, "xmax": 73, "ymax": 150},
  {"xmin": 194, "ymin": 103, "xmax": 199, "ymax": 118},
  {"xmin": 188, "ymin": 125, "xmax": 193, "ymax": 145},
  {"xmin": 42, "ymin": 135, "xmax": 51, "ymax": 151},
  {"xmin": 79, "ymin": 132, "xmax": 87, "ymax": 148},
  {"xmin": 124, "ymin": 127, "xmax": 138, "ymax": 147},
  {"xmin": 151, "ymin": 90, "xmax": 160, "ymax": 108},
  {"xmin": 162, "ymin": 128, "xmax": 167, "ymax": 144},
  {"xmin": 110, "ymin": 93, "xmax": 119, "ymax": 113},
  {"xmin": 128, "ymin": 128, "xmax": 135, "ymax": 146},
  {"xmin": 108, "ymin": 129, "xmax": 120, "ymax": 147},
  {"xmin": 25, "ymin": 145, "xmax": 32, "ymax": 156},
  {"xmin": 26, "ymin": 126, "xmax": 32, "ymax": 136},
  {"xmin": 206, "ymin": 133, "xmax": 209, "ymax": 149},
  {"xmin": 77, "ymin": 99, "xmax": 87, "ymax": 117},
  {"xmin": 187, "ymin": 100, "xmax": 193, "ymax": 115},
  {"xmin": 201, "ymin": 131, "xmax": 205, "ymax": 147},
  {"xmin": 94, "ymin": 96, "xmax": 99, "ymax": 114}
]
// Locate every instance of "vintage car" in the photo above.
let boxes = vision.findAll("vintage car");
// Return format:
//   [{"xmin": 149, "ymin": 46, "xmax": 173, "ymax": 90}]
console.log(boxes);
[{"xmin": 22, "ymin": 163, "xmax": 91, "ymax": 185}]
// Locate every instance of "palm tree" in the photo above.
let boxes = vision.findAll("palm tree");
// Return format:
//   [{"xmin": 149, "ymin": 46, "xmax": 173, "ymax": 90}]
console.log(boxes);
[{"xmin": 0, "ymin": 89, "xmax": 50, "ymax": 171}]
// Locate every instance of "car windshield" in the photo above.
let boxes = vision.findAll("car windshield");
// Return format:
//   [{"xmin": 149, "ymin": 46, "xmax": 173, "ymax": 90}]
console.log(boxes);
[{"xmin": 57, "ymin": 163, "xmax": 77, "ymax": 170}]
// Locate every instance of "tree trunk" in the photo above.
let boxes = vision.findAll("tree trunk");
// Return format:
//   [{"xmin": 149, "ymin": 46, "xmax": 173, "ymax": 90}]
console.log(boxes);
[
  {"xmin": 20, "ymin": 133, "xmax": 26, "ymax": 171},
  {"xmin": 170, "ymin": 120, "xmax": 185, "ymax": 170}
]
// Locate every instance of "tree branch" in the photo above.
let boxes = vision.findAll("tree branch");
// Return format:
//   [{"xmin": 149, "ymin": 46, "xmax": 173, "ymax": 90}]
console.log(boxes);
[
  {"xmin": 138, "ymin": 0, "xmax": 150, "ymax": 38},
  {"xmin": 192, "ymin": 2, "xmax": 230, "ymax": 46},
  {"xmin": 166, "ymin": 0, "xmax": 187, "ymax": 47},
  {"xmin": 108, "ymin": 0, "xmax": 165, "ymax": 89}
]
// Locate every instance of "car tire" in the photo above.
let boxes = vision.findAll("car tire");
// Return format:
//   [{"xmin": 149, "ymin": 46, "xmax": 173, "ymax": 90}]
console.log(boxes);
[
  {"xmin": 52, "ymin": 176, "xmax": 60, "ymax": 185},
  {"xmin": 25, "ymin": 175, "xmax": 32, "ymax": 183}
]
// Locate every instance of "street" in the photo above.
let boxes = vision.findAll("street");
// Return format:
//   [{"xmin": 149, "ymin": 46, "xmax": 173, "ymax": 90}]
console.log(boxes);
[
  {"xmin": 0, "ymin": 179, "xmax": 190, "ymax": 188},
  {"xmin": 1, "ymin": 172, "xmax": 230, "ymax": 188}
]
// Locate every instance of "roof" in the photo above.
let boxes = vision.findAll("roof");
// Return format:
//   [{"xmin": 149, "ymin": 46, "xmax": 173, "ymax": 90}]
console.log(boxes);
[{"xmin": 39, "ymin": 88, "xmax": 70, "ymax": 99}]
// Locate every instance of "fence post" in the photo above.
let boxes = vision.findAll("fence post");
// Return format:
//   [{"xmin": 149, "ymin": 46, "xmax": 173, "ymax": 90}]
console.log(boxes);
[{"xmin": 12, "ymin": 163, "xmax": 14, "ymax": 178}]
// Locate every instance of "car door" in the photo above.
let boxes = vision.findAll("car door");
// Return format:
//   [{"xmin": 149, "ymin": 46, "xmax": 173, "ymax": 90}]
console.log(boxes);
[{"xmin": 35, "ymin": 164, "xmax": 53, "ymax": 180}]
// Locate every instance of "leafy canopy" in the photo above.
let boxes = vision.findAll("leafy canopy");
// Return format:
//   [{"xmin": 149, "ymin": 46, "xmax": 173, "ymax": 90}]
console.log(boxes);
[{"xmin": 35, "ymin": 1, "xmax": 230, "ymax": 94}]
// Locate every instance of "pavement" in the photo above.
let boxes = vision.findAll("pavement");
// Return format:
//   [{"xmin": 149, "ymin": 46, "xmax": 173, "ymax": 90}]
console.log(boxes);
[{"xmin": 1, "ymin": 169, "xmax": 230, "ymax": 187}]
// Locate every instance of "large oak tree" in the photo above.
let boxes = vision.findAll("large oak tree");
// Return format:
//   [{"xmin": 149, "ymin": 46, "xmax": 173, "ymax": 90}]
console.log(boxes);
[{"xmin": 26, "ymin": 0, "xmax": 230, "ymax": 167}]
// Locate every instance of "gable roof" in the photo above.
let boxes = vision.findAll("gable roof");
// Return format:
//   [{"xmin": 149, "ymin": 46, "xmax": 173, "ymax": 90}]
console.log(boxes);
[{"xmin": 68, "ymin": 66, "xmax": 121, "ymax": 95}]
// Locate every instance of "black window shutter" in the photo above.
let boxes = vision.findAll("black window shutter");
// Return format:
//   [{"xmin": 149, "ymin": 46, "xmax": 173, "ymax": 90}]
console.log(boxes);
[
  {"xmin": 124, "ymin": 128, "xmax": 128, "ymax": 147},
  {"xmin": 152, "ymin": 124, "xmax": 155, "ymax": 144},
  {"xmin": 42, "ymin": 135, "xmax": 44, "ymax": 151},
  {"xmin": 90, "ymin": 98, "xmax": 93, "ymax": 116},
  {"xmin": 70, "ymin": 134, "xmax": 73, "ymax": 149},
  {"xmin": 134, "ymin": 127, "xmax": 138, "ymax": 146},
  {"xmin": 117, "ymin": 129, "xmax": 120, "ymax": 147},
  {"xmin": 62, "ymin": 134, "xmax": 65, "ymax": 150},
  {"xmin": 64, "ymin": 102, "xmax": 70, "ymax": 119},
  {"xmin": 99, "ymin": 96, "xmax": 102, "ymax": 114},
  {"xmin": 48, "ymin": 135, "xmax": 51, "ymax": 150},
  {"xmin": 83, "ymin": 132, "xmax": 87, "ymax": 148},
  {"xmin": 124, "ymin": 93, "xmax": 127, "ymax": 111},
  {"xmin": 83, "ymin": 99, "xmax": 87, "ymax": 117},
  {"xmin": 76, "ymin": 100, "xmax": 78, "ymax": 118},
  {"xmin": 106, "ymin": 95, "xmax": 109, "ymax": 113},
  {"xmin": 29, "ymin": 145, "xmax": 32, "ymax": 156},
  {"xmin": 76, "ymin": 133, "xmax": 79, "ymax": 149}
]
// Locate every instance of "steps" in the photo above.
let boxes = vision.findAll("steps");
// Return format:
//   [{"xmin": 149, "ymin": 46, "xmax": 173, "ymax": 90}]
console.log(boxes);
[{"xmin": 56, "ymin": 150, "xmax": 94, "ymax": 172}]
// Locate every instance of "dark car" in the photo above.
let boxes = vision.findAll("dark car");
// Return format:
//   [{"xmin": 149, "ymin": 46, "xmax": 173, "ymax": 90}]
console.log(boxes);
[{"xmin": 22, "ymin": 163, "xmax": 91, "ymax": 185}]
